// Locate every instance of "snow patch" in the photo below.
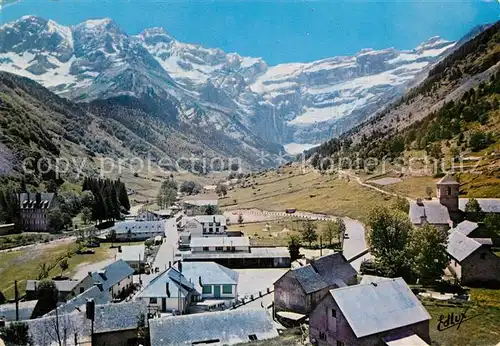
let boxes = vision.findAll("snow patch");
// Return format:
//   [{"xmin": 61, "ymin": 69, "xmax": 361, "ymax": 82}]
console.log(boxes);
[{"xmin": 284, "ymin": 143, "xmax": 320, "ymax": 155}]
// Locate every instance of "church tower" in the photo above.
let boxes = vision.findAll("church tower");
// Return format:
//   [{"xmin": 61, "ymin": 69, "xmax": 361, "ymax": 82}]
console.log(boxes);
[{"xmin": 436, "ymin": 174, "xmax": 460, "ymax": 212}]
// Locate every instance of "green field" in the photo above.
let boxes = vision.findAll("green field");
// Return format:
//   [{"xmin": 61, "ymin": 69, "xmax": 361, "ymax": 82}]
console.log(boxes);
[
  {"xmin": 425, "ymin": 288, "xmax": 500, "ymax": 346},
  {"xmin": 0, "ymin": 241, "xmax": 113, "ymax": 300},
  {"xmin": 222, "ymin": 166, "xmax": 395, "ymax": 223}
]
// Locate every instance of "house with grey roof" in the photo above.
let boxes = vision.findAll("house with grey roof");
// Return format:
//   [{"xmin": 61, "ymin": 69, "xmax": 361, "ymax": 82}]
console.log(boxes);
[
  {"xmin": 116, "ymin": 245, "xmax": 146, "ymax": 273},
  {"xmin": 309, "ymin": 277, "xmax": 431, "ymax": 346},
  {"xmin": 21, "ymin": 301, "xmax": 147, "ymax": 346},
  {"xmin": 447, "ymin": 230, "xmax": 500, "ymax": 285},
  {"xmin": 190, "ymin": 236, "xmax": 250, "ymax": 252},
  {"xmin": 136, "ymin": 261, "xmax": 239, "ymax": 313},
  {"xmin": 0, "ymin": 300, "xmax": 38, "ymax": 322},
  {"xmin": 111, "ymin": 220, "xmax": 165, "ymax": 241},
  {"xmin": 26, "ymin": 279, "xmax": 80, "ymax": 301},
  {"xmin": 459, "ymin": 198, "xmax": 500, "ymax": 214},
  {"xmin": 74, "ymin": 260, "xmax": 135, "ymax": 300},
  {"xmin": 18, "ymin": 192, "xmax": 57, "ymax": 232},
  {"xmin": 182, "ymin": 246, "xmax": 291, "ymax": 268},
  {"xmin": 44, "ymin": 285, "xmax": 109, "ymax": 317},
  {"xmin": 274, "ymin": 253, "xmax": 357, "ymax": 315},
  {"xmin": 409, "ymin": 199, "xmax": 451, "ymax": 231},
  {"xmin": 149, "ymin": 308, "xmax": 279, "ymax": 346},
  {"xmin": 452, "ymin": 220, "xmax": 499, "ymax": 246}
]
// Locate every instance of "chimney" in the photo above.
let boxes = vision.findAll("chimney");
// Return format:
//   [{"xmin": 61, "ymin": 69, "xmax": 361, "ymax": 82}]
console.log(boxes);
[
  {"xmin": 168, "ymin": 261, "xmax": 171, "ymax": 268},
  {"xmin": 416, "ymin": 198, "xmax": 424, "ymax": 206},
  {"xmin": 213, "ymin": 216, "xmax": 216, "ymax": 223},
  {"xmin": 88, "ymin": 272, "xmax": 92, "ymax": 277},
  {"xmin": 94, "ymin": 282, "xmax": 104, "ymax": 291},
  {"xmin": 420, "ymin": 215, "xmax": 427, "ymax": 225},
  {"xmin": 118, "ymin": 246, "xmax": 122, "ymax": 253},
  {"xmin": 199, "ymin": 276, "xmax": 203, "ymax": 287},
  {"xmin": 166, "ymin": 282, "xmax": 170, "ymax": 298}
]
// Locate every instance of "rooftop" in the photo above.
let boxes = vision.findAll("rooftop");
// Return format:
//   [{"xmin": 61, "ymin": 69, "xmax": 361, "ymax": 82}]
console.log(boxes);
[
  {"xmin": 94, "ymin": 301, "xmax": 148, "ymax": 333},
  {"xmin": 173, "ymin": 261, "xmax": 238, "ymax": 291},
  {"xmin": 149, "ymin": 309, "xmax": 278, "ymax": 346},
  {"xmin": 359, "ymin": 275, "xmax": 391, "ymax": 285},
  {"xmin": 26, "ymin": 279, "xmax": 80, "ymax": 293},
  {"xmin": 45, "ymin": 285, "xmax": 109, "ymax": 317},
  {"xmin": 136, "ymin": 267, "xmax": 195, "ymax": 299},
  {"xmin": 193, "ymin": 215, "xmax": 227, "ymax": 225},
  {"xmin": 19, "ymin": 192, "xmax": 56, "ymax": 210},
  {"xmin": 447, "ymin": 231, "xmax": 482, "ymax": 262},
  {"xmin": 453, "ymin": 220, "xmax": 479, "ymax": 236},
  {"xmin": 183, "ymin": 247, "xmax": 290, "ymax": 260},
  {"xmin": 116, "ymin": 245, "xmax": 145, "ymax": 262},
  {"xmin": 190, "ymin": 236, "xmax": 250, "ymax": 248},
  {"xmin": 409, "ymin": 200, "xmax": 450, "ymax": 225},
  {"xmin": 436, "ymin": 174, "xmax": 459, "ymax": 185},
  {"xmin": 0, "ymin": 300, "xmax": 38, "ymax": 321},
  {"xmin": 113, "ymin": 221, "xmax": 165, "ymax": 234},
  {"xmin": 88, "ymin": 260, "xmax": 135, "ymax": 292},
  {"xmin": 330, "ymin": 277, "xmax": 431, "ymax": 338},
  {"xmin": 459, "ymin": 198, "xmax": 500, "ymax": 214}
]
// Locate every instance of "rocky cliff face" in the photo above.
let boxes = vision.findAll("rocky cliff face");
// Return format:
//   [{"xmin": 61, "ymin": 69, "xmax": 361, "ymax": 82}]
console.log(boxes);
[{"xmin": 0, "ymin": 16, "xmax": 456, "ymax": 157}]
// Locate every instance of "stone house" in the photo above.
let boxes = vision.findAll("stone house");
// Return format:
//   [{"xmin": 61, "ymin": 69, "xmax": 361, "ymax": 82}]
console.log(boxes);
[
  {"xmin": 309, "ymin": 278, "xmax": 431, "ymax": 346},
  {"xmin": 447, "ymin": 230, "xmax": 500, "ymax": 285},
  {"xmin": 74, "ymin": 260, "xmax": 135, "ymax": 300},
  {"xmin": 111, "ymin": 220, "xmax": 165, "ymax": 241},
  {"xmin": 25, "ymin": 279, "xmax": 80, "ymax": 301},
  {"xmin": 18, "ymin": 192, "xmax": 57, "ymax": 232},
  {"xmin": 136, "ymin": 261, "xmax": 238, "ymax": 313},
  {"xmin": 274, "ymin": 253, "xmax": 357, "ymax": 315}
]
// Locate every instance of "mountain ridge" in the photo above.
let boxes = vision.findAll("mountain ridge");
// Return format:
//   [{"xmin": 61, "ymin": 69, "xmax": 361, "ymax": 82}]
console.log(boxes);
[{"xmin": 0, "ymin": 15, "xmax": 459, "ymax": 155}]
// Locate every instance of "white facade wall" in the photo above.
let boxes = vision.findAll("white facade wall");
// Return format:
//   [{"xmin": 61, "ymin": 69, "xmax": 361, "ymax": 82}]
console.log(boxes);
[
  {"xmin": 110, "ymin": 275, "xmax": 133, "ymax": 299},
  {"xmin": 138, "ymin": 296, "xmax": 188, "ymax": 313}
]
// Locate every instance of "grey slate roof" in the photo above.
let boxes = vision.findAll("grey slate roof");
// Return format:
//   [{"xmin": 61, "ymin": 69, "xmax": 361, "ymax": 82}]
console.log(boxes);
[
  {"xmin": 447, "ymin": 231, "xmax": 482, "ymax": 262},
  {"xmin": 45, "ymin": 285, "xmax": 109, "ymax": 317},
  {"xmin": 19, "ymin": 192, "xmax": 56, "ymax": 209},
  {"xmin": 173, "ymin": 261, "xmax": 238, "ymax": 293},
  {"xmin": 459, "ymin": 198, "xmax": 500, "ymax": 213},
  {"xmin": 94, "ymin": 300, "xmax": 148, "ymax": 333},
  {"xmin": 436, "ymin": 174, "xmax": 459, "ymax": 185},
  {"xmin": 89, "ymin": 260, "xmax": 135, "ymax": 291},
  {"xmin": 137, "ymin": 267, "xmax": 195, "ymax": 299},
  {"xmin": 291, "ymin": 265, "xmax": 329, "ymax": 294},
  {"xmin": 330, "ymin": 277, "xmax": 431, "ymax": 338},
  {"xmin": 23, "ymin": 302, "xmax": 146, "ymax": 346},
  {"xmin": 359, "ymin": 275, "xmax": 391, "ymax": 285},
  {"xmin": 23, "ymin": 311, "xmax": 90, "ymax": 346},
  {"xmin": 0, "ymin": 300, "xmax": 37, "ymax": 321},
  {"xmin": 311, "ymin": 253, "xmax": 358, "ymax": 285},
  {"xmin": 149, "ymin": 308, "xmax": 279, "ymax": 346},
  {"xmin": 184, "ymin": 246, "xmax": 290, "ymax": 260},
  {"xmin": 26, "ymin": 279, "xmax": 79, "ymax": 293},
  {"xmin": 453, "ymin": 220, "xmax": 479, "ymax": 236},
  {"xmin": 409, "ymin": 200, "xmax": 450, "ymax": 225}
]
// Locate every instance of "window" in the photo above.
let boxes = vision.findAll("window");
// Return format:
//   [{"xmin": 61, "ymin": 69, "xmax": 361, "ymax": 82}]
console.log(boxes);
[
  {"xmin": 248, "ymin": 335, "xmax": 258, "ymax": 341},
  {"xmin": 202, "ymin": 285, "xmax": 212, "ymax": 294},
  {"xmin": 215, "ymin": 246, "xmax": 223, "ymax": 251},
  {"xmin": 80, "ymin": 287, "xmax": 84, "ymax": 294},
  {"xmin": 331, "ymin": 309, "xmax": 336, "ymax": 318},
  {"xmin": 222, "ymin": 285, "xmax": 232, "ymax": 294},
  {"xmin": 336, "ymin": 341, "xmax": 344, "ymax": 346},
  {"xmin": 203, "ymin": 246, "xmax": 209, "ymax": 251},
  {"xmin": 150, "ymin": 298, "xmax": 157, "ymax": 304},
  {"xmin": 209, "ymin": 228, "xmax": 213, "ymax": 233},
  {"xmin": 319, "ymin": 332, "xmax": 326, "ymax": 341},
  {"xmin": 447, "ymin": 186, "xmax": 452, "ymax": 195}
]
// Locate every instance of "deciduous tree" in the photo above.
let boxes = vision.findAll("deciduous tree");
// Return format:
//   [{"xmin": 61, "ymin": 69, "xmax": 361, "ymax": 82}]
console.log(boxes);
[{"xmin": 301, "ymin": 220, "xmax": 317, "ymax": 247}]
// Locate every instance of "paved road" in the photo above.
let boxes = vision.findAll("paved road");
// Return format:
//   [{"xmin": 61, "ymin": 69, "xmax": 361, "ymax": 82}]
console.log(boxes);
[{"xmin": 152, "ymin": 215, "xmax": 180, "ymax": 272}]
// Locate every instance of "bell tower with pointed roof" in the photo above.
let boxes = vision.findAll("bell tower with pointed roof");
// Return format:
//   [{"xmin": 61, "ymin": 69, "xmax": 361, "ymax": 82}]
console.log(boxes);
[{"xmin": 436, "ymin": 174, "xmax": 460, "ymax": 212}]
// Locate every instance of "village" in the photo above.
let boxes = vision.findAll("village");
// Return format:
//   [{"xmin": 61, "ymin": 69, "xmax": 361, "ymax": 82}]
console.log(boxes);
[{"xmin": 0, "ymin": 170, "xmax": 499, "ymax": 346}]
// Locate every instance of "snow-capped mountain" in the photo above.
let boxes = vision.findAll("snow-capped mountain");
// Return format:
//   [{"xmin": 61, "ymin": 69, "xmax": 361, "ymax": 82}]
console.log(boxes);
[{"xmin": 0, "ymin": 16, "xmax": 456, "ymax": 157}]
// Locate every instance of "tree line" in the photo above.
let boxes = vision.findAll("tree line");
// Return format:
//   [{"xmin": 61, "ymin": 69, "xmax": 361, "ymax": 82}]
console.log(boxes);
[{"xmin": 82, "ymin": 177, "xmax": 131, "ymax": 223}]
